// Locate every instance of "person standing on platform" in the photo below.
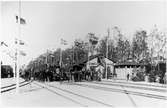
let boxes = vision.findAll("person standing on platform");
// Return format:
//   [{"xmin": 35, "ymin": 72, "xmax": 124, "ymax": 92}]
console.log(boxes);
[{"xmin": 127, "ymin": 73, "xmax": 130, "ymax": 81}]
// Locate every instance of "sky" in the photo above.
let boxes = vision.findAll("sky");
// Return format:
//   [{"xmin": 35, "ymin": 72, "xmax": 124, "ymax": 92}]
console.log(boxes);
[{"xmin": 0, "ymin": 1, "xmax": 167, "ymax": 66}]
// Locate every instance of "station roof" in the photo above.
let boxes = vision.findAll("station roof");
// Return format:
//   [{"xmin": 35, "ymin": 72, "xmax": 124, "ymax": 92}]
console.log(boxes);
[
  {"xmin": 115, "ymin": 60, "xmax": 147, "ymax": 66},
  {"xmin": 82, "ymin": 54, "xmax": 115, "ymax": 64}
]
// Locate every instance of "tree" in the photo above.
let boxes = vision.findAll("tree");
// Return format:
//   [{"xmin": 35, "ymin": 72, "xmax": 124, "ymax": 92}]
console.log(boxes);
[
  {"xmin": 88, "ymin": 33, "xmax": 99, "ymax": 56},
  {"xmin": 132, "ymin": 30, "xmax": 149, "ymax": 62},
  {"xmin": 97, "ymin": 27, "xmax": 131, "ymax": 63},
  {"xmin": 97, "ymin": 36, "xmax": 107, "ymax": 57},
  {"xmin": 147, "ymin": 26, "xmax": 167, "ymax": 82},
  {"xmin": 74, "ymin": 39, "xmax": 88, "ymax": 64},
  {"xmin": 124, "ymin": 40, "xmax": 131, "ymax": 61},
  {"xmin": 114, "ymin": 29, "xmax": 131, "ymax": 62},
  {"xmin": 61, "ymin": 48, "xmax": 73, "ymax": 71},
  {"xmin": 147, "ymin": 26, "xmax": 167, "ymax": 63},
  {"xmin": 97, "ymin": 36, "xmax": 116, "ymax": 61}
]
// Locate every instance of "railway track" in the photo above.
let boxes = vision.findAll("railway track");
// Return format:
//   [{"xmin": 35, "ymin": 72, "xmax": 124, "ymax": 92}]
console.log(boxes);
[
  {"xmin": 1, "ymin": 80, "xmax": 27, "ymax": 89},
  {"xmin": 103, "ymin": 80, "xmax": 167, "ymax": 88},
  {"xmin": 33, "ymin": 81, "xmax": 114, "ymax": 107},
  {"xmin": 90, "ymin": 81, "xmax": 167, "ymax": 92},
  {"xmin": 65, "ymin": 82, "xmax": 167, "ymax": 100},
  {"xmin": 1, "ymin": 80, "xmax": 31, "ymax": 93}
]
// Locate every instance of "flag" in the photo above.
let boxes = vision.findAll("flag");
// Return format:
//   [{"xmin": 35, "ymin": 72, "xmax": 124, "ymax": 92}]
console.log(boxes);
[
  {"xmin": 16, "ymin": 15, "xmax": 26, "ymax": 24},
  {"xmin": 15, "ymin": 39, "xmax": 25, "ymax": 45},
  {"xmin": 0, "ymin": 41, "xmax": 8, "ymax": 47},
  {"xmin": 19, "ymin": 40, "xmax": 25, "ymax": 45},
  {"xmin": 61, "ymin": 39, "xmax": 67, "ymax": 45},
  {"xmin": 19, "ymin": 50, "xmax": 26, "ymax": 56},
  {"xmin": 88, "ymin": 33, "xmax": 98, "ymax": 45}
]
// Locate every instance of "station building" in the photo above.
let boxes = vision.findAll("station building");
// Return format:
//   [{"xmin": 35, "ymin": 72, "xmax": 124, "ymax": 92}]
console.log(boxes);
[
  {"xmin": 114, "ymin": 59, "xmax": 146, "ymax": 80},
  {"xmin": 84, "ymin": 54, "xmax": 115, "ymax": 78}
]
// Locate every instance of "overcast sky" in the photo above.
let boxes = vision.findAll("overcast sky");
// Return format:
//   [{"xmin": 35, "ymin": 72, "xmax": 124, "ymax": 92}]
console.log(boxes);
[{"xmin": 1, "ymin": 1, "xmax": 166, "ymax": 66}]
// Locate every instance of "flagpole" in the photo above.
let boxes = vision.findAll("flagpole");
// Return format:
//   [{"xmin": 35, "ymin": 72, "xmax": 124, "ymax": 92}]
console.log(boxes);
[
  {"xmin": 0, "ymin": 42, "xmax": 1, "ymax": 85},
  {"xmin": 105, "ymin": 28, "xmax": 109, "ymax": 79},
  {"xmin": 16, "ymin": 0, "xmax": 21, "ymax": 94},
  {"xmin": 72, "ymin": 42, "xmax": 74, "ymax": 65},
  {"xmin": 72, "ymin": 43, "xmax": 74, "ymax": 65},
  {"xmin": 60, "ymin": 48, "xmax": 62, "ymax": 67},
  {"xmin": 60, "ymin": 39, "xmax": 62, "ymax": 68},
  {"xmin": 88, "ymin": 35, "xmax": 90, "ymax": 70},
  {"xmin": 46, "ymin": 49, "xmax": 48, "ymax": 65},
  {"xmin": 0, "ymin": 53, "xmax": 1, "ymax": 83},
  {"xmin": 15, "ymin": 46, "xmax": 19, "ymax": 93},
  {"xmin": 0, "ymin": 43, "xmax": 4, "ymax": 85}
]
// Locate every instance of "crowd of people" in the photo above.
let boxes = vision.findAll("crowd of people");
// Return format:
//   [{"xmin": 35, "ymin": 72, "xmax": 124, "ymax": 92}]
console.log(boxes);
[
  {"xmin": 22, "ymin": 65, "xmax": 104, "ymax": 82},
  {"xmin": 69, "ymin": 67, "xmax": 103, "ymax": 82}
]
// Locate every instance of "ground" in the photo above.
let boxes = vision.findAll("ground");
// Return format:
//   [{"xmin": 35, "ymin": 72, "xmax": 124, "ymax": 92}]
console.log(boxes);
[{"xmin": 1, "ymin": 78, "xmax": 167, "ymax": 107}]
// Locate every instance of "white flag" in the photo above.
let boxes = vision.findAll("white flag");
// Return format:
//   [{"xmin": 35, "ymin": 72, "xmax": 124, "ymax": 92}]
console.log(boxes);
[
  {"xmin": 15, "ymin": 39, "xmax": 25, "ymax": 45},
  {"xmin": 16, "ymin": 15, "xmax": 26, "ymax": 25},
  {"xmin": 61, "ymin": 39, "xmax": 67, "ymax": 45},
  {"xmin": 19, "ymin": 50, "xmax": 26, "ymax": 56}
]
